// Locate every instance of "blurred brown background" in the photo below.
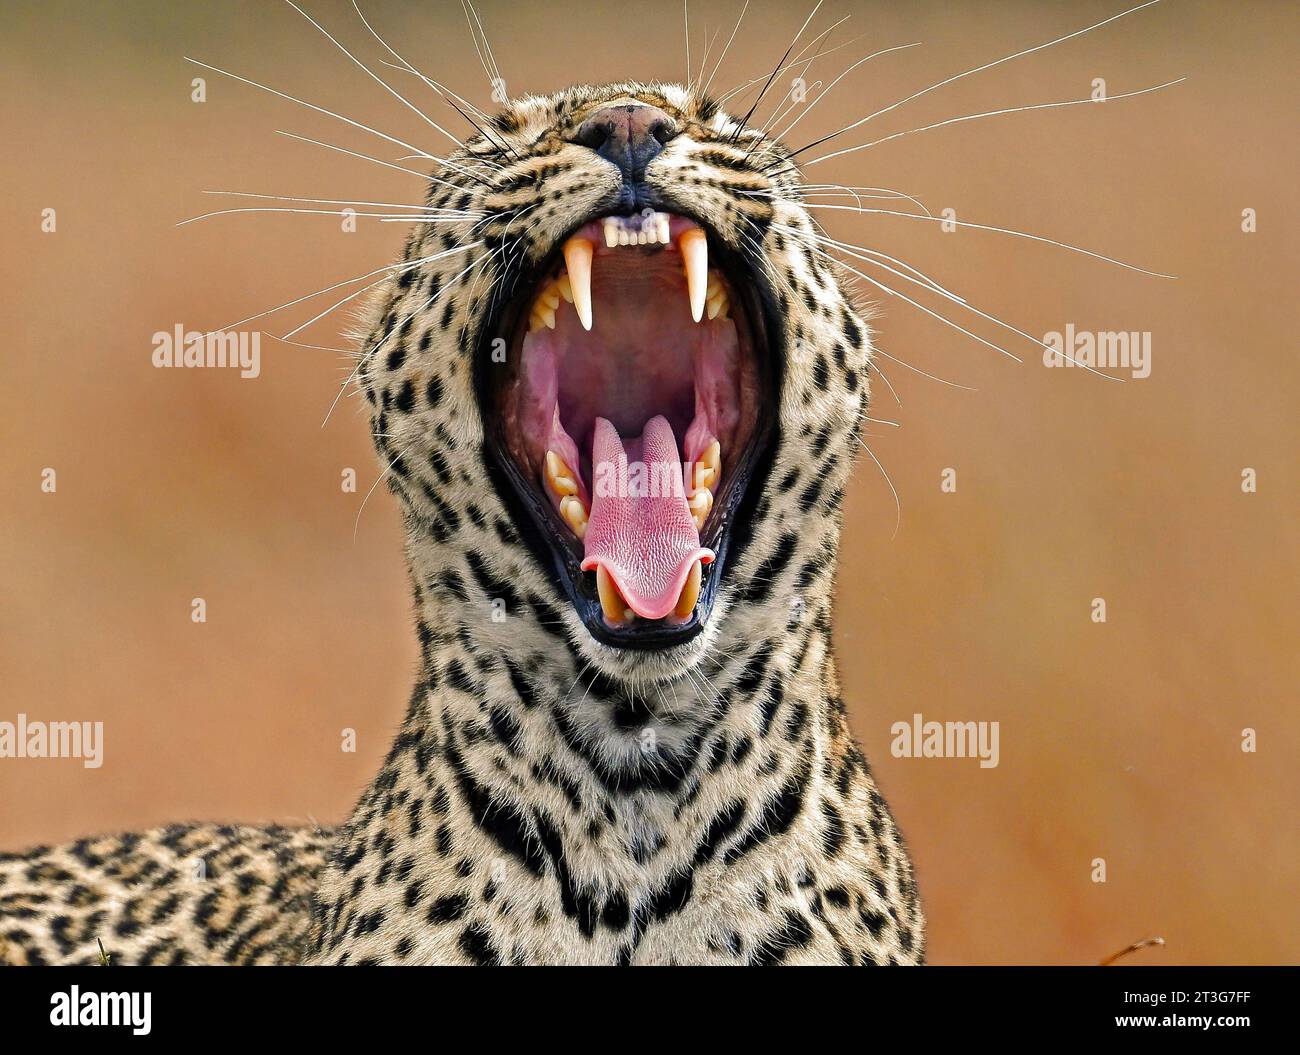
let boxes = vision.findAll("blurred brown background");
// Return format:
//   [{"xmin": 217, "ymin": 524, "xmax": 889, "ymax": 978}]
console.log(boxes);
[{"xmin": 2, "ymin": 0, "xmax": 1296, "ymax": 964}]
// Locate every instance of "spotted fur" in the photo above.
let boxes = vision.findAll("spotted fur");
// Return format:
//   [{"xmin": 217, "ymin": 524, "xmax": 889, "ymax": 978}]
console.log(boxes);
[{"xmin": 2, "ymin": 81, "xmax": 922, "ymax": 966}]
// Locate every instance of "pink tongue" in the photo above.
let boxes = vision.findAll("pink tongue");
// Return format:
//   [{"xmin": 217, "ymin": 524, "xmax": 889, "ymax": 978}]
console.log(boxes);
[{"xmin": 580, "ymin": 415, "xmax": 714, "ymax": 620}]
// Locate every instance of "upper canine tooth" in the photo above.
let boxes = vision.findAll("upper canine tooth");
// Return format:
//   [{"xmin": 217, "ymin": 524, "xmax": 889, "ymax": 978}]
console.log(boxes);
[
  {"xmin": 562, "ymin": 237, "xmax": 594, "ymax": 331},
  {"xmin": 679, "ymin": 228, "xmax": 708, "ymax": 323}
]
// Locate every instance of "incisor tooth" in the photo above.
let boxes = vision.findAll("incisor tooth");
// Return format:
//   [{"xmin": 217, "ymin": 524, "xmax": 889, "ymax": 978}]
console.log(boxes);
[
  {"xmin": 603, "ymin": 218, "xmax": 618, "ymax": 248},
  {"xmin": 562, "ymin": 237, "xmax": 594, "ymax": 331},
  {"xmin": 679, "ymin": 228, "xmax": 708, "ymax": 323},
  {"xmin": 544, "ymin": 451, "xmax": 578, "ymax": 497},
  {"xmin": 560, "ymin": 495, "xmax": 588, "ymax": 539},
  {"xmin": 674, "ymin": 559, "xmax": 702, "ymax": 619},
  {"xmin": 596, "ymin": 566, "xmax": 633, "ymax": 624}
]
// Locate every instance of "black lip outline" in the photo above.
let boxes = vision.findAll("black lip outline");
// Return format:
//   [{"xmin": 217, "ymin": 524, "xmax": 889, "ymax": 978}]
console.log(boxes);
[{"xmin": 474, "ymin": 196, "xmax": 783, "ymax": 651}]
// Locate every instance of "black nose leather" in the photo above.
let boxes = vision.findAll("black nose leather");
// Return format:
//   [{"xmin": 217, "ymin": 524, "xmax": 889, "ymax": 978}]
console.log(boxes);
[{"xmin": 573, "ymin": 104, "xmax": 678, "ymax": 182}]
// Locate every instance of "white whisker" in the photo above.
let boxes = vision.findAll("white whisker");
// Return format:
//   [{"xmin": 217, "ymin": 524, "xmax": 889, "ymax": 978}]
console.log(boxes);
[
  {"xmin": 184, "ymin": 56, "xmax": 435, "ymax": 160},
  {"xmin": 806, "ymin": 77, "xmax": 1185, "ymax": 167},
  {"xmin": 786, "ymin": 0, "xmax": 1167, "ymax": 159}
]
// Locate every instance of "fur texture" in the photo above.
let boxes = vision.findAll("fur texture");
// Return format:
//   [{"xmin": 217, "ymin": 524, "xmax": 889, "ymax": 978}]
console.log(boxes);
[{"xmin": 1, "ymin": 82, "xmax": 923, "ymax": 966}]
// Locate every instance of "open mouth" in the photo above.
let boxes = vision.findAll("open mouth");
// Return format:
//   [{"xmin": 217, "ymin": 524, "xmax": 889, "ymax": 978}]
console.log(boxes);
[{"xmin": 482, "ymin": 210, "xmax": 778, "ymax": 649}]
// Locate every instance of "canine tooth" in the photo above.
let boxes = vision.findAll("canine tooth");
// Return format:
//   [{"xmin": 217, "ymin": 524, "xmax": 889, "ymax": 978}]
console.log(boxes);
[
  {"xmin": 596, "ymin": 566, "xmax": 634, "ymax": 624},
  {"xmin": 689, "ymin": 488, "xmax": 713, "ymax": 529},
  {"xmin": 679, "ymin": 228, "xmax": 708, "ymax": 322},
  {"xmin": 545, "ymin": 451, "xmax": 578, "ymax": 497},
  {"xmin": 674, "ymin": 559, "xmax": 702, "ymax": 619},
  {"xmin": 560, "ymin": 495, "xmax": 588, "ymax": 539},
  {"xmin": 603, "ymin": 218, "xmax": 618, "ymax": 248},
  {"xmin": 562, "ymin": 237, "xmax": 594, "ymax": 331}
]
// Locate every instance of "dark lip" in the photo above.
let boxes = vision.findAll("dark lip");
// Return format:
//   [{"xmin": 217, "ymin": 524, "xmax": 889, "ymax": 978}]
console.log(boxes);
[{"xmin": 475, "ymin": 198, "xmax": 783, "ymax": 651}]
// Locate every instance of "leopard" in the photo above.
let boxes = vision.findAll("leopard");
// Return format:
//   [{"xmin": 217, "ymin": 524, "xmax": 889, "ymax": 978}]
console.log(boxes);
[{"xmin": 1, "ymin": 79, "xmax": 924, "ymax": 966}]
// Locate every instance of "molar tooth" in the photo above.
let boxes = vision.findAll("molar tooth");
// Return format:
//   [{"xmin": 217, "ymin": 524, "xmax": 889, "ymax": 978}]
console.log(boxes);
[
  {"xmin": 701, "ymin": 439, "xmax": 721, "ymax": 477},
  {"xmin": 561, "ymin": 236, "xmax": 594, "ymax": 331},
  {"xmin": 705, "ymin": 273, "xmax": 730, "ymax": 320},
  {"xmin": 688, "ymin": 488, "xmax": 713, "ymax": 529},
  {"xmin": 674, "ymin": 559, "xmax": 703, "ymax": 619},
  {"xmin": 679, "ymin": 228, "xmax": 708, "ymax": 323},
  {"xmin": 596, "ymin": 566, "xmax": 634, "ymax": 624},
  {"xmin": 560, "ymin": 495, "xmax": 588, "ymax": 539},
  {"xmin": 544, "ymin": 451, "xmax": 578, "ymax": 497}
]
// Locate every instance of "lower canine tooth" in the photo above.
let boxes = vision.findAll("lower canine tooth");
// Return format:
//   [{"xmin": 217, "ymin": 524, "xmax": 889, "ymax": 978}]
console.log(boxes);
[
  {"xmin": 596, "ymin": 566, "xmax": 633, "ymax": 625},
  {"xmin": 674, "ymin": 559, "xmax": 702, "ymax": 619}
]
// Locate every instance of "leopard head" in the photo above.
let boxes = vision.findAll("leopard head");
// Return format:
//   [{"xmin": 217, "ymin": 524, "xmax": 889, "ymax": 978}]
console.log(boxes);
[{"xmin": 360, "ymin": 82, "xmax": 871, "ymax": 685}]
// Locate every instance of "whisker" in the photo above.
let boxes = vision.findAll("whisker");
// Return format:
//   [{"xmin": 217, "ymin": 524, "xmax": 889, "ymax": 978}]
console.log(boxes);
[
  {"xmin": 772, "ymin": 41, "xmax": 921, "ymax": 147},
  {"xmin": 200, "ymin": 189, "xmax": 472, "ymax": 213},
  {"xmin": 790, "ymin": 202, "xmax": 1176, "ymax": 279},
  {"xmin": 699, "ymin": 0, "xmax": 749, "ymax": 100},
  {"xmin": 285, "ymin": 242, "xmax": 481, "ymax": 340},
  {"xmin": 183, "ymin": 56, "xmax": 435, "ymax": 161},
  {"xmin": 855, "ymin": 436, "xmax": 901, "ymax": 539},
  {"xmin": 176, "ymin": 206, "xmax": 471, "ymax": 226},
  {"xmin": 713, "ymin": 17, "xmax": 852, "ymax": 106},
  {"xmin": 730, "ymin": 0, "xmax": 825, "ymax": 143},
  {"xmin": 873, "ymin": 346, "xmax": 975, "ymax": 391},
  {"xmin": 783, "ymin": 0, "xmax": 1166, "ymax": 159},
  {"xmin": 283, "ymin": 0, "xmax": 468, "ymax": 154},
  {"xmin": 356, "ymin": 2, "xmax": 519, "ymax": 161},
  {"xmin": 274, "ymin": 129, "xmax": 430, "ymax": 179},
  {"xmin": 803, "ymin": 77, "xmax": 1185, "ymax": 168}
]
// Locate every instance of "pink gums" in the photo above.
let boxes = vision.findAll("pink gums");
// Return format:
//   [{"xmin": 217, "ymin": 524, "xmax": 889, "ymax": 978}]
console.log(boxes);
[{"xmin": 580, "ymin": 416, "xmax": 714, "ymax": 620}]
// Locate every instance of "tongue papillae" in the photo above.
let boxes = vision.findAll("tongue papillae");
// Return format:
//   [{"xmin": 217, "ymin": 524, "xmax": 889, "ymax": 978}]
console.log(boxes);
[{"xmin": 580, "ymin": 415, "xmax": 715, "ymax": 621}]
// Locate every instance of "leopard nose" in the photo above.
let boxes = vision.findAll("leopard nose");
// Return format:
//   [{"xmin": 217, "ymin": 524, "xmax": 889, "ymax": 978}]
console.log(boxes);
[{"xmin": 572, "ymin": 103, "xmax": 678, "ymax": 181}]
